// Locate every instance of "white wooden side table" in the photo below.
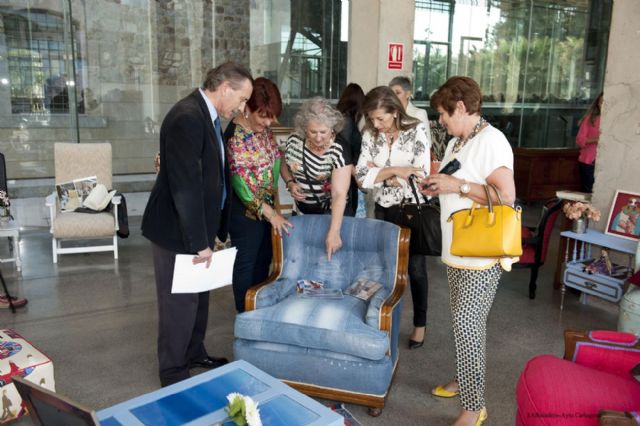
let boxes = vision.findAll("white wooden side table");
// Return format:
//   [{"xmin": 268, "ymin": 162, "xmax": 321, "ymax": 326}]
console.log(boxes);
[
  {"xmin": 0, "ymin": 219, "xmax": 22, "ymax": 272},
  {"xmin": 560, "ymin": 229, "xmax": 637, "ymax": 310}
]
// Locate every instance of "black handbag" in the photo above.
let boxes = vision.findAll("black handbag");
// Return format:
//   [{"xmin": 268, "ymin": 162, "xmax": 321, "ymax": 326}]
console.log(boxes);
[{"xmin": 385, "ymin": 177, "xmax": 442, "ymax": 256}]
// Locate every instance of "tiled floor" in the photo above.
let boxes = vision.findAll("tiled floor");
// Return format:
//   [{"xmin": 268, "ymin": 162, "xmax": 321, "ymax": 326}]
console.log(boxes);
[{"xmin": 0, "ymin": 213, "xmax": 619, "ymax": 425}]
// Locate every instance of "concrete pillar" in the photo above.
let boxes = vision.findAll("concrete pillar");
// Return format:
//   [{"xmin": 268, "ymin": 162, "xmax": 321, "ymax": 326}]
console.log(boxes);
[
  {"xmin": 591, "ymin": 0, "xmax": 640, "ymax": 228},
  {"xmin": 348, "ymin": 0, "xmax": 415, "ymax": 92}
]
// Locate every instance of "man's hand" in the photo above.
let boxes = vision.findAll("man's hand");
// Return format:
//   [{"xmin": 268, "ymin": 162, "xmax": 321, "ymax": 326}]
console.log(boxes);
[{"xmin": 193, "ymin": 247, "xmax": 214, "ymax": 268}]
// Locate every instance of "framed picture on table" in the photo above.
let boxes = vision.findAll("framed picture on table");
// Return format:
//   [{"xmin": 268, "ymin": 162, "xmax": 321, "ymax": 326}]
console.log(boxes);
[
  {"xmin": 271, "ymin": 127, "xmax": 295, "ymax": 215},
  {"xmin": 605, "ymin": 190, "xmax": 640, "ymax": 241}
]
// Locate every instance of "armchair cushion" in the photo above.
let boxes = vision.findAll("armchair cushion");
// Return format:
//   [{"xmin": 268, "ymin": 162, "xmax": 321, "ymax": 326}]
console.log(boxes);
[
  {"xmin": 517, "ymin": 355, "xmax": 640, "ymax": 425},
  {"xmin": 52, "ymin": 212, "xmax": 116, "ymax": 238},
  {"xmin": 235, "ymin": 295, "xmax": 389, "ymax": 361}
]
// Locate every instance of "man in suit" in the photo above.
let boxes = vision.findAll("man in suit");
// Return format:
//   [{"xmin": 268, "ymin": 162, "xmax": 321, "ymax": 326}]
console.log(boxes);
[{"xmin": 142, "ymin": 62, "xmax": 253, "ymax": 386}]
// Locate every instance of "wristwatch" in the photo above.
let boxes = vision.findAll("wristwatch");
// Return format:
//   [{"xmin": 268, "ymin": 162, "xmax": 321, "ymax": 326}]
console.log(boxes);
[{"xmin": 458, "ymin": 180, "xmax": 471, "ymax": 196}]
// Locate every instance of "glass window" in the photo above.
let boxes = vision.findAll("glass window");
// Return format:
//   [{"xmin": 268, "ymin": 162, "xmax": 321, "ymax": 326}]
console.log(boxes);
[
  {"xmin": 413, "ymin": 0, "xmax": 612, "ymax": 148},
  {"xmin": 0, "ymin": 0, "xmax": 347, "ymax": 181}
]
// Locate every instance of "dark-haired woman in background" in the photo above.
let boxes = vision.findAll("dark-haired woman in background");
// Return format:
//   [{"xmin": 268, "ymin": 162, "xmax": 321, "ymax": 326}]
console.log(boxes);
[
  {"xmin": 336, "ymin": 83, "xmax": 365, "ymax": 216},
  {"xmin": 576, "ymin": 92, "xmax": 603, "ymax": 193},
  {"xmin": 224, "ymin": 77, "xmax": 299, "ymax": 313},
  {"xmin": 355, "ymin": 85, "xmax": 431, "ymax": 349}
]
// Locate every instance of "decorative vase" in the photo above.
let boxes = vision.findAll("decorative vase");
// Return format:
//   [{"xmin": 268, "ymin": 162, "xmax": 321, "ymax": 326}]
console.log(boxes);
[{"xmin": 572, "ymin": 216, "xmax": 588, "ymax": 234}]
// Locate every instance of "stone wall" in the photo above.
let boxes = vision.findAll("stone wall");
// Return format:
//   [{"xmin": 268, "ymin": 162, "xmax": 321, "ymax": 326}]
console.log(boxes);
[
  {"xmin": 592, "ymin": 0, "xmax": 640, "ymax": 230},
  {"xmin": 214, "ymin": 0, "xmax": 250, "ymax": 66}
]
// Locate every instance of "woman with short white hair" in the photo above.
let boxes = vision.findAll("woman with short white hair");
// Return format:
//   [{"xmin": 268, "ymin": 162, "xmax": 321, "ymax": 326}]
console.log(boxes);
[{"xmin": 284, "ymin": 97, "xmax": 353, "ymax": 260}]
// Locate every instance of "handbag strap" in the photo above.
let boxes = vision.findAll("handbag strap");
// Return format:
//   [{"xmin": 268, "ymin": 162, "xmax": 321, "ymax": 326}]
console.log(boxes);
[
  {"xmin": 301, "ymin": 144, "xmax": 328, "ymax": 211},
  {"xmin": 407, "ymin": 175, "xmax": 425, "ymax": 211}
]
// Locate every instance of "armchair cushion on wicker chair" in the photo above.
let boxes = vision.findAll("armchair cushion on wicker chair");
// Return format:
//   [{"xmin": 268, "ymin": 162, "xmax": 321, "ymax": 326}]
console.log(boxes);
[
  {"xmin": 234, "ymin": 215, "xmax": 409, "ymax": 415},
  {"xmin": 516, "ymin": 330, "xmax": 640, "ymax": 426},
  {"xmin": 45, "ymin": 143, "xmax": 120, "ymax": 263}
]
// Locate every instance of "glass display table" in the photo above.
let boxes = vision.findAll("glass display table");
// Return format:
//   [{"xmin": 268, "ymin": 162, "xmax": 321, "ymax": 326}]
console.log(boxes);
[{"xmin": 97, "ymin": 360, "xmax": 344, "ymax": 426}]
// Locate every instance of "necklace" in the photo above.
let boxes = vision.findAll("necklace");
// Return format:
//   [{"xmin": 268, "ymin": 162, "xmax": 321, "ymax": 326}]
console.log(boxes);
[
  {"xmin": 307, "ymin": 139, "xmax": 332, "ymax": 155},
  {"xmin": 452, "ymin": 117, "xmax": 487, "ymax": 153},
  {"xmin": 384, "ymin": 129, "xmax": 399, "ymax": 144}
]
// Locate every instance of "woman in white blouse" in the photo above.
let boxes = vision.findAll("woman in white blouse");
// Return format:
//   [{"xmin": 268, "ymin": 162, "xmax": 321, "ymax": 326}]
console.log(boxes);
[
  {"xmin": 355, "ymin": 85, "xmax": 431, "ymax": 349},
  {"xmin": 421, "ymin": 76, "xmax": 516, "ymax": 426}
]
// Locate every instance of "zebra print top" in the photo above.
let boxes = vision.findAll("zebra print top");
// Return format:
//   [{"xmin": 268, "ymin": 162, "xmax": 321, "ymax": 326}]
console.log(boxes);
[{"xmin": 284, "ymin": 134, "xmax": 352, "ymax": 209}]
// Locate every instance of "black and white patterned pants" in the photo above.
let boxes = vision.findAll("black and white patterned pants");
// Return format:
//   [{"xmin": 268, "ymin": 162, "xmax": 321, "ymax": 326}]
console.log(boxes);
[{"xmin": 447, "ymin": 264, "xmax": 502, "ymax": 411}]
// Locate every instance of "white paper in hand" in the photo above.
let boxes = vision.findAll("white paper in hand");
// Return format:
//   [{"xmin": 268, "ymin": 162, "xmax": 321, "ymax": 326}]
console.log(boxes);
[{"xmin": 171, "ymin": 247, "xmax": 237, "ymax": 294}]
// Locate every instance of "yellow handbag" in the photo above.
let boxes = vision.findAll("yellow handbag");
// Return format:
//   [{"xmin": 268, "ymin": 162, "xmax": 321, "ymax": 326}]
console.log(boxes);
[{"xmin": 448, "ymin": 184, "xmax": 523, "ymax": 257}]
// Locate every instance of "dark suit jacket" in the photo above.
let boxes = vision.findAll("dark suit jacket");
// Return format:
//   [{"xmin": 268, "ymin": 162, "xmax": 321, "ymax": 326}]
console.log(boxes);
[{"xmin": 142, "ymin": 90, "xmax": 231, "ymax": 254}]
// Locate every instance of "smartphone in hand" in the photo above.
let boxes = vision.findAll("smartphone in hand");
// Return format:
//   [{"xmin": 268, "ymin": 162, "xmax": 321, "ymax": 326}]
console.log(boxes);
[{"xmin": 422, "ymin": 159, "xmax": 461, "ymax": 190}]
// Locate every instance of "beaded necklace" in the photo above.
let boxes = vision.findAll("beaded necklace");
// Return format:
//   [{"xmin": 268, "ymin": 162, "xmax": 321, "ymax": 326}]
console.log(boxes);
[{"xmin": 452, "ymin": 116, "xmax": 487, "ymax": 154}]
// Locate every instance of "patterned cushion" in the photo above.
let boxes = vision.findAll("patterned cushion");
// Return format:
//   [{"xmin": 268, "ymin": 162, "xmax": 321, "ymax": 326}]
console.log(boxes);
[
  {"xmin": 53, "ymin": 212, "xmax": 115, "ymax": 238},
  {"xmin": 54, "ymin": 143, "xmax": 112, "ymax": 188},
  {"xmin": 235, "ymin": 294, "xmax": 390, "ymax": 361}
]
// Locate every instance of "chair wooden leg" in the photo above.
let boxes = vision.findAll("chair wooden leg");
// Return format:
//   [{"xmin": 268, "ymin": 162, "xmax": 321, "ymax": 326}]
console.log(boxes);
[
  {"xmin": 529, "ymin": 266, "xmax": 540, "ymax": 299},
  {"xmin": 113, "ymin": 235, "xmax": 118, "ymax": 259},
  {"xmin": 52, "ymin": 238, "xmax": 57, "ymax": 264},
  {"xmin": 368, "ymin": 407, "xmax": 382, "ymax": 417}
]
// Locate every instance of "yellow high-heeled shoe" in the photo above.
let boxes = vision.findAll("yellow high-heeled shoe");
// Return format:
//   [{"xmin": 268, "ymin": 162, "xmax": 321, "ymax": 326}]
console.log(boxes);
[
  {"xmin": 431, "ymin": 385, "xmax": 460, "ymax": 398},
  {"xmin": 475, "ymin": 407, "xmax": 488, "ymax": 426}
]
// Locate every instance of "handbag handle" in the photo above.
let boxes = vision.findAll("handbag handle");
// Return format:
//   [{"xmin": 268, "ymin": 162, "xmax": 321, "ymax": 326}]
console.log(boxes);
[
  {"xmin": 407, "ymin": 175, "xmax": 424, "ymax": 210},
  {"xmin": 486, "ymin": 183, "xmax": 504, "ymax": 206},
  {"xmin": 463, "ymin": 185, "xmax": 494, "ymax": 227}
]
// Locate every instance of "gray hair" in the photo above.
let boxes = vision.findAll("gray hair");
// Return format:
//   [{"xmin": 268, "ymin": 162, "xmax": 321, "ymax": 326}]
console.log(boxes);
[
  {"xmin": 294, "ymin": 97, "xmax": 345, "ymax": 137},
  {"xmin": 389, "ymin": 76, "xmax": 412, "ymax": 93},
  {"xmin": 202, "ymin": 62, "xmax": 253, "ymax": 92}
]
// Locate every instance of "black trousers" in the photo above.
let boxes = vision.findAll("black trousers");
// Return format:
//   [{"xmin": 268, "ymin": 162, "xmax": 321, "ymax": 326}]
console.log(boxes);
[
  {"xmin": 229, "ymin": 210, "xmax": 272, "ymax": 313},
  {"xmin": 152, "ymin": 243, "xmax": 209, "ymax": 387},
  {"xmin": 375, "ymin": 204, "xmax": 429, "ymax": 327},
  {"xmin": 579, "ymin": 162, "xmax": 595, "ymax": 193}
]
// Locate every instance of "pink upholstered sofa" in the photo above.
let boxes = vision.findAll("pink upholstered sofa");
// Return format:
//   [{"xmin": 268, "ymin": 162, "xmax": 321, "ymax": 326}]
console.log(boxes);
[{"xmin": 516, "ymin": 330, "xmax": 640, "ymax": 426}]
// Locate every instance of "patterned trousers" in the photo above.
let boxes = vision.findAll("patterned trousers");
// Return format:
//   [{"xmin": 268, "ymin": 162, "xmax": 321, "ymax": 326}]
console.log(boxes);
[{"xmin": 447, "ymin": 264, "xmax": 502, "ymax": 411}]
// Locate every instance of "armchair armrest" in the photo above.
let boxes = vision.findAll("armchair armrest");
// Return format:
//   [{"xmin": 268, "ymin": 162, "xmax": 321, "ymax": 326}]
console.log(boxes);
[
  {"xmin": 245, "ymin": 229, "xmax": 286, "ymax": 311},
  {"xmin": 599, "ymin": 410, "xmax": 639, "ymax": 426},
  {"xmin": 378, "ymin": 228, "xmax": 411, "ymax": 333},
  {"xmin": 45, "ymin": 192, "xmax": 58, "ymax": 232},
  {"xmin": 564, "ymin": 330, "xmax": 640, "ymax": 377}
]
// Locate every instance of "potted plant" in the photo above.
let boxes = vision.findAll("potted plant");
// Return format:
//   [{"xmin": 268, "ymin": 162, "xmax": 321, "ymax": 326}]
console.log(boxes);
[{"xmin": 562, "ymin": 201, "xmax": 601, "ymax": 233}]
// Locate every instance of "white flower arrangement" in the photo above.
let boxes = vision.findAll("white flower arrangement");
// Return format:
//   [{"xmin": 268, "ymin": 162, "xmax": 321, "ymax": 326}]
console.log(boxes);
[{"xmin": 225, "ymin": 393, "xmax": 262, "ymax": 426}]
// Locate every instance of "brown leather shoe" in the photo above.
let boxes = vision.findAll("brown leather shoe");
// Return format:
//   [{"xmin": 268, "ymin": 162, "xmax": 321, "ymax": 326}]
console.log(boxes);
[{"xmin": 0, "ymin": 295, "xmax": 28, "ymax": 309}]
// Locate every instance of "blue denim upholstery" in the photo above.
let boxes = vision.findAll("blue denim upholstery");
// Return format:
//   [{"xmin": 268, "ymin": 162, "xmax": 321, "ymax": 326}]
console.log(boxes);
[{"xmin": 234, "ymin": 215, "xmax": 407, "ymax": 407}]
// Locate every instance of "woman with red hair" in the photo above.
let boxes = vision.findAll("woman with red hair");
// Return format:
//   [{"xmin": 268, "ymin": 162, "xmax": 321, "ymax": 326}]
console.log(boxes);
[{"xmin": 224, "ymin": 77, "xmax": 301, "ymax": 312}]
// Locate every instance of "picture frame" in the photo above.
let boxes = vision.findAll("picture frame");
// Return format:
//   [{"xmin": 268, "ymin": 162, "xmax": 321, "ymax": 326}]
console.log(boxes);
[
  {"xmin": 605, "ymin": 190, "xmax": 640, "ymax": 241},
  {"xmin": 271, "ymin": 126, "xmax": 295, "ymax": 215}
]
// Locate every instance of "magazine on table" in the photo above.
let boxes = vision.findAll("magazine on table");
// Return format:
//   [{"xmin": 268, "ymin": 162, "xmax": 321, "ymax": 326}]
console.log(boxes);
[
  {"xmin": 56, "ymin": 176, "xmax": 97, "ymax": 212},
  {"xmin": 345, "ymin": 278, "xmax": 382, "ymax": 301},
  {"xmin": 296, "ymin": 279, "xmax": 344, "ymax": 299}
]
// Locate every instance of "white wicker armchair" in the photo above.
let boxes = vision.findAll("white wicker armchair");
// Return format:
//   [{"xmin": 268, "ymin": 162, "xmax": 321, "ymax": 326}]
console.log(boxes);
[{"xmin": 45, "ymin": 143, "xmax": 120, "ymax": 263}]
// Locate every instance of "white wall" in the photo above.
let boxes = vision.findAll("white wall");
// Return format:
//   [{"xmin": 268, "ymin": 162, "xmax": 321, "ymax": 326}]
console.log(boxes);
[{"xmin": 348, "ymin": 0, "xmax": 415, "ymax": 92}]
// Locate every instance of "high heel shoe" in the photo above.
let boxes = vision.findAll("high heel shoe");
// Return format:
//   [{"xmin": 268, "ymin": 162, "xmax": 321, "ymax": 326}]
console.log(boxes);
[
  {"xmin": 475, "ymin": 407, "xmax": 488, "ymax": 426},
  {"xmin": 431, "ymin": 385, "xmax": 459, "ymax": 398},
  {"xmin": 408, "ymin": 339, "xmax": 424, "ymax": 349}
]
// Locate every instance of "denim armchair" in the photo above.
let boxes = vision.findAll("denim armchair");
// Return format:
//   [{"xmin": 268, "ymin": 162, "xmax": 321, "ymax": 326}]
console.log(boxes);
[{"xmin": 233, "ymin": 215, "xmax": 409, "ymax": 416}]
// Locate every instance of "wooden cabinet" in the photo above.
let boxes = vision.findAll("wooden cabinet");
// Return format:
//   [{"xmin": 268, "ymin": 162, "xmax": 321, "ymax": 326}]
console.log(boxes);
[{"xmin": 514, "ymin": 148, "xmax": 581, "ymax": 202}]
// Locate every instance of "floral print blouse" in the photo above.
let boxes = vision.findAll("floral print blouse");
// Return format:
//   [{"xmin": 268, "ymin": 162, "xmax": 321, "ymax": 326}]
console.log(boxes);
[
  {"xmin": 355, "ymin": 122, "xmax": 431, "ymax": 208},
  {"xmin": 225, "ymin": 122, "xmax": 282, "ymax": 219}
]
